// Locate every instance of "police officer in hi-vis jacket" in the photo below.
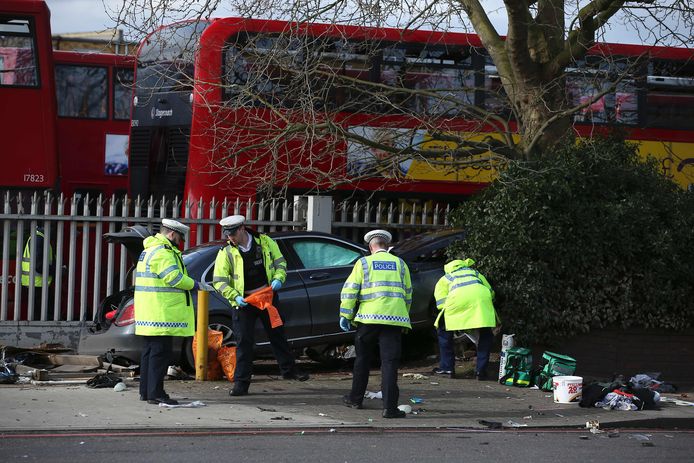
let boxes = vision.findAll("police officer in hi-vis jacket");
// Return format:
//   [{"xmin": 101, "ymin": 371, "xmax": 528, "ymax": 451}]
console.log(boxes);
[
  {"xmin": 135, "ymin": 219, "xmax": 212, "ymax": 405},
  {"xmin": 433, "ymin": 258, "xmax": 498, "ymax": 381},
  {"xmin": 340, "ymin": 229, "xmax": 412, "ymax": 419},
  {"xmin": 212, "ymin": 215, "xmax": 308, "ymax": 397}
]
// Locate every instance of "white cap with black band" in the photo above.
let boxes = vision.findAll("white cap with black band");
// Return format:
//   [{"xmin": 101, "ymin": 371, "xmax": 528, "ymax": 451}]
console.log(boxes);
[
  {"xmin": 220, "ymin": 215, "xmax": 246, "ymax": 234},
  {"xmin": 364, "ymin": 229, "xmax": 392, "ymax": 245},
  {"xmin": 161, "ymin": 219, "xmax": 190, "ymax": 239}
]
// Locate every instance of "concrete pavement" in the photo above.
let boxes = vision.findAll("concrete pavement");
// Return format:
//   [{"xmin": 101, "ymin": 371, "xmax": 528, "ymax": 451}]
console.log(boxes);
[{"xmin": 1, "ymin": 364, "xmax": 693, "ymax": 433}]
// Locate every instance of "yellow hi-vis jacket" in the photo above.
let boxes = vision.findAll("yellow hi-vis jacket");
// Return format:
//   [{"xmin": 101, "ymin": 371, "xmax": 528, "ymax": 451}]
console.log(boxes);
[
  {"xmin": 433, "ymin": 258, "xmax": 498, "ymax": 331},
  {"xmin": 212, "ymin": 233, "xmax": 287, "ymax": 307},
  {"xmin": 134, "ymin": 234, "xmax": 195, "ymax": 337},
  {"xmin": 21, "ymin": 230, "xmax": 53, "ymax": 287},
  {"xmin": 340, "ymin": 250, "xmax": 412, "ymax": 329}
]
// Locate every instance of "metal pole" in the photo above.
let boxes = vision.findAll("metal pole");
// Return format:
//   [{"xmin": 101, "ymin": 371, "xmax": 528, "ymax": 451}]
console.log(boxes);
[
  {"xmin": 79, "ymin": 195, "xmax": 90, "ymax": 321},
  {"xmin": 66, "ymin": 195, "xmax": 78, "ymax": 321},
  {"xmin": 1, "ymin": 192, "xmax": 11, "ymax": 320},
  {"xmin": 92, "ymin": 195, "xmax": 104, "ymax": 321},
  {"xmin": 13, "ymin": 194, "xmax": 25, "ymax": 321},
  {"xmin": 195, "ymin": 289, "xmax": 209, "ymax": 381},
  {"xmin": 41, "ymin": 192, "xmax": 52, "ymax": 321},
  {"xmin": 53, "ymin": 195, "xmax": 65, "ymax": 321}
]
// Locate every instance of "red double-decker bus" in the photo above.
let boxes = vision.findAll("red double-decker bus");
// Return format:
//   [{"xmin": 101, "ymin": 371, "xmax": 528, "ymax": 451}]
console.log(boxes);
[
  {"xmin": 0, "ymin": 0, "xmax": 58, "ymax": 190},
  {"xmin": 0, "ymin": 0, "xmax": 134, "ymax": 198},
  {"xmin": 129, "ymin": 18, "xmax": 694, "ymax": 210},
  {"xmin": 53, "ymin": 50, "xmax": 134, "ymax": 197}
]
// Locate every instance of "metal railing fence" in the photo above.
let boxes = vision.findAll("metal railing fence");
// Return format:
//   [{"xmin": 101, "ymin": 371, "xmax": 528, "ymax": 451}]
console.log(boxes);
[{"xmin": 0, "ymin": 191, "xmax": 453, "ymax": 322}]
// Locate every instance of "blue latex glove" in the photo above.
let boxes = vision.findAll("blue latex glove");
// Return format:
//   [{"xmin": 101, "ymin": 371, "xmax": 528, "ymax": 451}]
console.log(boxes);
[
  {"xmin": 339, "ymin": 317, "xmax": 351, "ymax": 332},
  {"xmin": 235, "ymin": 296, "xmax": 248, "ymax": 307},
  {"xmin": 271, "ymin": 279, "xmax": 282, "ymax": 291},
  {"xmin": 193, "ymin": 281, "xmax": 199, "ymax": 290}
]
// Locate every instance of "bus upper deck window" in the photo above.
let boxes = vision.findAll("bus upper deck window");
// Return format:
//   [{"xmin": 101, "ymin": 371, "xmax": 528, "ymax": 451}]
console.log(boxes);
[{"xmin": 0, "ymin": 17, "xmax": 38, "ymax": 87}]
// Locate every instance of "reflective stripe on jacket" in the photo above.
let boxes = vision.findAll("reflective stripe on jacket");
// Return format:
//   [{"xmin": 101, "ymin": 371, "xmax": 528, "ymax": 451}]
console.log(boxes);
[
  {"xmin": 21, "ymin": 230, "xmax": 53, "ymax": 287},
  {"xmin": 212, "ymin": 233, "xmax": 286, "ymax": 307},
  {"xmin": 134, "ymin": 233, "xmax": 195, "ymax": 336},
  {"xmin": 340, "ymin": 250, "xmax": 412, "ymax": 329},
  {"xmin": 433, "ymin": 258, "xmax": 497, "ymax": 331}
]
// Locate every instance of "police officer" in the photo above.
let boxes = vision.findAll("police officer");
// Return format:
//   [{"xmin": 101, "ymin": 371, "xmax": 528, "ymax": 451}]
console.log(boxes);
[
  {"xmin": 212, "ymin": 215, "xmax": 308, "ymax": 397},
  {"xmin": 21, "ymin": 227, "xmax": 54, "ymax": 320},
  {"xmin": 433, "ymin": 258, "xmax": 498, "ymax": 380},
  {"xmin": 135, "ymin": 219, "xmax": 210, "ymax": 405},
  {"xmin": 340, "ymin": 229, "xmax": 412, "ymax": 419}
]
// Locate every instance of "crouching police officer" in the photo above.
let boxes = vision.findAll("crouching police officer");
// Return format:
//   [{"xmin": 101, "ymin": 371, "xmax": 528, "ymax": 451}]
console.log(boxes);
[
  {"xmin": 135, "ymin": 219, "xmax": 211, "ymax": 405},
  {"xmin": 212, "ymin": 215, "xmax": 308, "ymax": 397},
  {"xmin": 340, "ymin": 229, "xmax": 412, "ymax": 418},
  {"xmin": 433, "ymin": 257, "xmax": 498, "ymax": 380}
]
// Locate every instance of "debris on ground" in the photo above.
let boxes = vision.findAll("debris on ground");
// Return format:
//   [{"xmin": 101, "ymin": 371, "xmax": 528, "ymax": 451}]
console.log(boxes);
[
  {"xmin": 629, "ymin": 373, "xmax": 677, "ymax": 393},
  {"xmin": 159, "ymin": 400, "xmax": 206, "ymax": 409},
  {"xmin": 1, "ymin": 344, "xmax": 138, "ymax": 385},
  {"xmin": 660, "ymin": 396, "xmax": 694, "ymax": 406},
  {"xmin": 402, "ymin": 373, "xmax": 429, "ymax": 380},
  {"xmin": 364, "ymin": 390, "xmax": 382, "ymax": 399},
  {"xmin": 409, "ymin": 397, "xmax": 424, "ymax": 404},
  {"xmin": 398, "ymin": 404, "xmax": 412, "ymax": 414},
  {"xmin": 505, "ymin": 420, "xmax": 528, "ymax": 428},
  {"xmin": 113, "ymin": 382, "xmax": 127, "ymax": 392},
  {"xmin": 478, "ymin": 420, "xmax": 503, "ymax": 429}
]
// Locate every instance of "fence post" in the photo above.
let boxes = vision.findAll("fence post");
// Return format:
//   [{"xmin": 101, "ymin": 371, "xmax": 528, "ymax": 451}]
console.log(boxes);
[
  {"xmin": 305, "ymin": 196, "xmax": 332, "ymax": 233},
  {"xmin": 1, "ymin": 192, "xmax": 10, "ymax": 320}
]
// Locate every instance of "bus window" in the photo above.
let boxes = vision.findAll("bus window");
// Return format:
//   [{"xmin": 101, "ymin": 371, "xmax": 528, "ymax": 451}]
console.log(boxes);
[
  {"xmin": 381, "ymin": 45, "xmax": 475, "ymax": 116},
  {"xmin": 567, "ymin": 55, "xmax": 640, "ymax": 125},
  {"xmin": 567, "ymin": 77, "xmax": 638, "ymax": 125},
  {"xmin": 113, "ymin": 67, "xmax": 133, "ymax": 120},
  {"xmin": 223, "ymin": 34, "xmax": 374, "ymax": 111},
  {"xmin": 223, "ymin": 35, "xmax": 299, "ymax": 107},
  {"xmin": 646, "ymin": 59, "xmax": 694, "ymax": 130},
  {"xmin": 55, "ymin": 64, "xmax": 107, "ymax": 118},
  {"xmin": 484, "ymin": 63, "xmax": 512, "ymax": 118},
  {"xmin": 0, "ymin": 17, "xmax": 38, "ymax": 86}
]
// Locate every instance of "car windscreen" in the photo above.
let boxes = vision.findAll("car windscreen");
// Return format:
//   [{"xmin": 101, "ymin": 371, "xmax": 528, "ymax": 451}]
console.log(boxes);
[{"xmin": 390, "ymin": 230, "xmax": 464, "ymax": 259}]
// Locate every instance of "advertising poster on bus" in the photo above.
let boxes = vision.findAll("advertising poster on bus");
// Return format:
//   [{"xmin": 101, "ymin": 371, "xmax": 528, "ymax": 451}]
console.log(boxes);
[
  {"xmin": 104, "ymin": 133, "xmax": 129, "ymax": 175},
  {"xmin": 347, "ymin": 126, "xmax": 504, "ymax": 184}
]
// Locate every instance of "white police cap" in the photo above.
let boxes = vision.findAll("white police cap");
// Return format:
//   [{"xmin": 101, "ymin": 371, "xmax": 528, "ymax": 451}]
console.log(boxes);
[
  {"xmin": 364, "ymin": 229, "xmax": 392, "ymax": 245},
  {"xmin": 161, "ymin": 219, "xmax": 190, "ymax": 237},
  {"xmin": 219, "ymin": 215, "xmax": 245, "ymax": 231}
]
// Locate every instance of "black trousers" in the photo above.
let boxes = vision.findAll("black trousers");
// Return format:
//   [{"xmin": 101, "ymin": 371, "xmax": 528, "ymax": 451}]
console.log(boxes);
[
  {"xmin": 232, "ymin": 301, "xmax": 295, "ymax": 390},
  {"xmin": 348, "ymin": 324, "xmax": 402, "ymax": 412},
  {"xmin": 139, "ymin": 335, "xmax": 173, "ymax": 400}
]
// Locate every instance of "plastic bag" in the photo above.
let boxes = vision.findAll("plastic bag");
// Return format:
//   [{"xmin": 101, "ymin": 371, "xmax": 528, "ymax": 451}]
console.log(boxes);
[
  {"xmin": 192, "ymin": 329, "xmax": 224, "ymax": 380},
  {"xmin": 217, "ymin": 346, "xmax": 236, "ymax": 383}
]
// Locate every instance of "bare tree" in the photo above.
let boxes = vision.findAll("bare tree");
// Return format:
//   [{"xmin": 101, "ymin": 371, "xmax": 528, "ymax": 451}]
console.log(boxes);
[{"xmin": 113, "ymin": 1, "xmax": 693, "ymax": 197}]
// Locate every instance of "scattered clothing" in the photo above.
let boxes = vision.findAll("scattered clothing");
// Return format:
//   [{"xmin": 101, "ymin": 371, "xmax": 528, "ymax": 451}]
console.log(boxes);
[
  {"xmin": 595, "ymin": 391, "xmax": 638, "ymax": 411},
  {"xmin": 629, "ymin": 373, "xmax": 677, "ymax": 393}
]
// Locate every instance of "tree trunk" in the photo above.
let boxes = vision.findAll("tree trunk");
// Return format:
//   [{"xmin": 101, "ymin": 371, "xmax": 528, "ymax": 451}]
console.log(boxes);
[{"xmin": 514, "ymin": 79, "xmax": 573, "ymax": 160}]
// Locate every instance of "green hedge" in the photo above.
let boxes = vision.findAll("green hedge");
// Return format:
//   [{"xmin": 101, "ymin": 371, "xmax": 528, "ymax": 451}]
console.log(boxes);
[{"xmin": 448, "ymin": 137, "xmax": 694, "ymax": 344}]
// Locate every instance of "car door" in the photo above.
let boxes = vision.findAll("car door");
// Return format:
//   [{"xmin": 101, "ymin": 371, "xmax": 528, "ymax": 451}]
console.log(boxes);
[{"xmin": 281, "ymin": 235, "xmax": 367, "ymax": 337}]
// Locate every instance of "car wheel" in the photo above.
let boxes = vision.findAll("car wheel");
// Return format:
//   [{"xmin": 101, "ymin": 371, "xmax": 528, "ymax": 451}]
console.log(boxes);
[{"xmin": 181, "ymin": 314, "xmax": 235, "ymax": 372}]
